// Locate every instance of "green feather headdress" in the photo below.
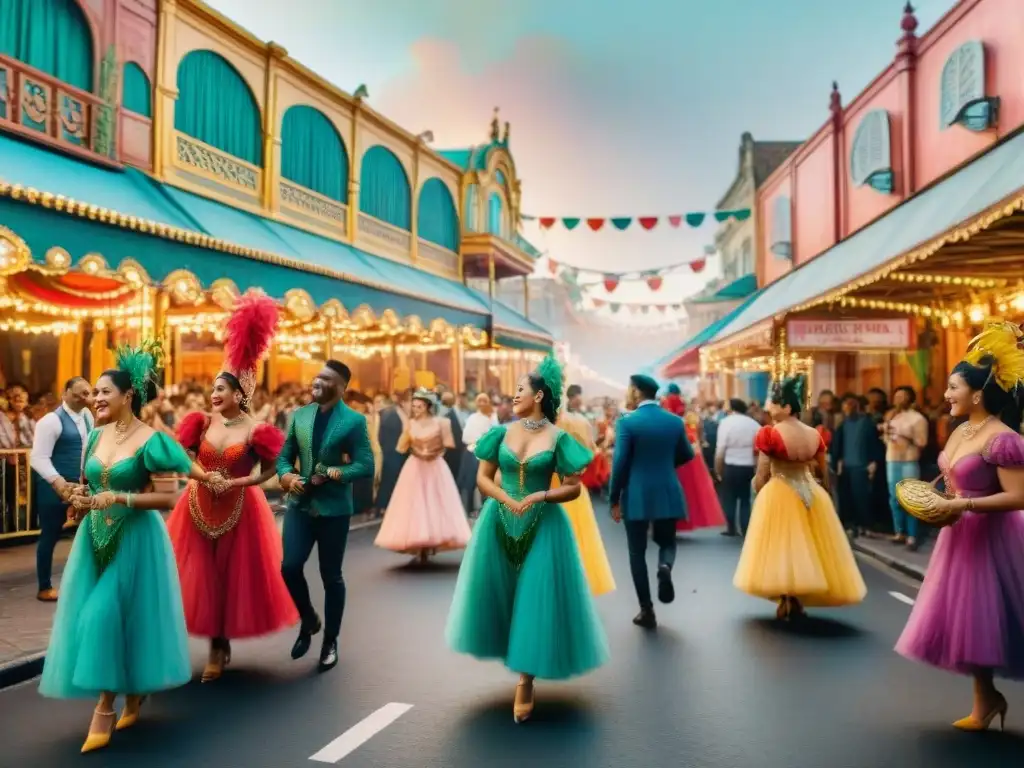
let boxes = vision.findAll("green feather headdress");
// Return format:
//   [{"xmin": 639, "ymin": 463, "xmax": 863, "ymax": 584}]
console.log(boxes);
[
  {"xmin": 113, "ymin": 339, "xmax": 164, "ymax": 409},
  {"xmin": 534, "ymin": 354, "xmax": 564, "ymax": 414},
  {"xmin": 770, "ymin": 373, "xmax": 806, "ymax": 412}
]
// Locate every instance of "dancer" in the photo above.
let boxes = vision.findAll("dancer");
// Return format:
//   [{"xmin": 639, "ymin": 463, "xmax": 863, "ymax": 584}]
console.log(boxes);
[
  {"xmin": 895, "ymin": 322, "xmax": 1024, "ymax": 730},
  {"xmin": 167, "ymin": 292, "xmax": 298, "ymax": 683},
  {"xmin": 610, "ymin": 374, "xmax": 693, "ymax": 629},
  {"xmin": 446, "ymin": 356, "xmax": 609, "ymax": 723},
  {"xmin": 277, "ymin": 360, "xmax": 374, "ymax": 672},
  {"xmin": 39, "ymin": 341, "xmax": 220, "ymax": 753},
  {"xmin": 555, "ymin": 408, "xmax": 615, "ymax": 595},
  {"xmin": 374, "ymin": 389, "xmax": 471, "ymax": 562},
  {"xmin": 662, "ymin": 390, "xmax": 726, "ymax": 533},
  {"xmin": 733, "ymin": 373, "xmax": 866, "ymax": 620}
]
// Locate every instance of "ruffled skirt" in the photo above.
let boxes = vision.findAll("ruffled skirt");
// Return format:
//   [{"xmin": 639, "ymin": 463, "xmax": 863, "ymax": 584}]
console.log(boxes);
[
  {"xmin": 675, "ymin": 452, "xmax": 726, "ymax": 531},
  {"xmin": 375, "ymin": 456, "xmax": 471, "ymax": 553}
]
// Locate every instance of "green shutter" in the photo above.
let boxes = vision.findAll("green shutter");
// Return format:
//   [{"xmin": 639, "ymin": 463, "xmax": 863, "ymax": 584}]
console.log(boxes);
[
  {"xmin": 121, "ymin": 62, "xmax": 151, "ymax": 117},
  {"xmin": 0, "ymin": 0, "xmax": 94, "ymax": 92},
  {"xmin": 417, "ymin": 178, "xmax": 459, "ymax": 250},
  {"xmin": 359, "ymin": 145, "xmax": 411, "ymax": 230},
  {"xmin": 280, "ymin": 105, "xmax": 348, "ymax": 202}
]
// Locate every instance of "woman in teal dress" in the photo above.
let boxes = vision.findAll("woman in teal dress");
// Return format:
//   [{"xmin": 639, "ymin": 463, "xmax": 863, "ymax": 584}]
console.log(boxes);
[
  {"xmin": 445, "ymin": 356, "xmax": 609, "ymax": 723},
  {"xmin": 39, "ymin": 342, "xmax": 224, "ymax": 754}
]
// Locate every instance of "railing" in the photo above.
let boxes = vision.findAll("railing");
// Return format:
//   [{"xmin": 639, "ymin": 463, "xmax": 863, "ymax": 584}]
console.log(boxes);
[
  {"xmin": 0, "ymin": 54, "xmax": 118, "ymax": 167},
  {"xmin": 0, "ymin": 449, "xmax": 36, "ymax": 539}
]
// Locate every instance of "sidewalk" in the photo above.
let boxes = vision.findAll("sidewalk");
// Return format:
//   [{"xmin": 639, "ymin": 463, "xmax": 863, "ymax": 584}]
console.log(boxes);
[
  {"xmin": 851, "ymin": 532, "xmax": 933, "ymax": 581},
  {"xmin": 0, "ymin": 507, "xmax": 381, "ymax": 689}
]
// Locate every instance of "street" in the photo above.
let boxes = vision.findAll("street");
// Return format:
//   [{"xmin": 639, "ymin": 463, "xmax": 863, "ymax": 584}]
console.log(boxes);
[{"xmin": 0, "ymin": 508, "xmax": 1021, "ymax": 768}]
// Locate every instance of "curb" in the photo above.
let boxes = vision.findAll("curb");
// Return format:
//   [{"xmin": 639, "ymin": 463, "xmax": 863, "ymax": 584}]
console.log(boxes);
[
  {"xmin": 852, "ymin": 540, "xmax": 925, "ymax": 582},
  {"xmin": 0, "ymin": 517, "xmax": 383, "ymax": 690}
]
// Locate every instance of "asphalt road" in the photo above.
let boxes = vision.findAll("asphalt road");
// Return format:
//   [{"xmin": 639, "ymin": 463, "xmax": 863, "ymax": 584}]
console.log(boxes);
[{"xmin": 1, "ymin": 507, "xmax": 1022, "ymax": 768}]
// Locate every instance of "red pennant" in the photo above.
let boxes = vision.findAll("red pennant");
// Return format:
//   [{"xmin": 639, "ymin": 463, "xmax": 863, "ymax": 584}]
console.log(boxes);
[
  {"xmin": 690, "ymin": 259, "xmax": 706, "ymax": 273},
  {"xmin": 586, "ymin": 218, "xmax": 605, "ymax": 231},
  {"xmin": 656, "ymin": 305, "xmax": 667, "ymax": 313},
  {"xmin": 638, "ymin": 217, "xmax": 658, "ymax": 231},
  {"xmin": 539, "ymin": 217, "xmax": 556, "ymax": 229},
  {"xmin": 667, "ymin": 215, "xmax": 683, "ymax": 228},
  {"xmin": 646, "ymin": 275, "xmax": 663, "ymax": 291},
  {"xmin": 547, "ymin": 259, "xmax": 559, "ymax": 276},
  {"xmin": 603, "ymin": 274, "xmax": 619, "ymax": 293},
  {"xmin": 592, "ymin": 298, "xmax": 606, "ymax": 308}
]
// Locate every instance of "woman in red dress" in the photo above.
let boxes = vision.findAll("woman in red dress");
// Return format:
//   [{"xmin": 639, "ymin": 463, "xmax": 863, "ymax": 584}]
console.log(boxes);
[
  {"xmin": 166, "ymin": 293, "xmax": 298, "ymax": 682},
  {"xmin": 661, "ymin": 387, "xmax": 726, "ymax": 532}
]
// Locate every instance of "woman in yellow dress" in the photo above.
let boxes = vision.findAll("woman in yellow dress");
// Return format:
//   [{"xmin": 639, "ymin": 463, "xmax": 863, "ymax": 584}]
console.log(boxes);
[
  {"xmin": 554, "ymin": 410, "xmax": 615, "ymax": 596},
  {"xmin": 733, "ymin": 373, "xmax": 866, "ymax": 619}
]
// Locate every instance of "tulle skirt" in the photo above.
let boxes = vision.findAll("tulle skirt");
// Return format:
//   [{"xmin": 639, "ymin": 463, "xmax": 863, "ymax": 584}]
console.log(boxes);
[
  {"xmin": 445, "ymin": 499, "xmax": 610, "ymax": 680},
  {"xmin": 675, "ymin": 452, "xmax": 726, "ymax": 531},
  {"xmin": 40, "ymin": 511, "xmax": 191, "ymax": 698},
  {"xmin": 375, "ymin": 456, "xmax": 471, "ymax": 553},
  {"xmin": 581, "ymin": 454, "xmax": 610, "ymax": 491},
  {"xmin": 166, "ymin": 485, "xmax": 298, "ymax": 639},
  {"xmin": 553, "ymin": 475, "xmax": 615, "ymax": 596},
  {"xmin": 733, "ymin": 476, "xmax": 866, "ymax": 607},
  {"xmin": 896, "ymin": 510, "xmax": 1024, "ymax": 679}
]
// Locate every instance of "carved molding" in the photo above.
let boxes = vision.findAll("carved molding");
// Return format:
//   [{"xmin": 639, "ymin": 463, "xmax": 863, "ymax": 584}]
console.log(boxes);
[
  {"xmin": 358, "ymin": 213, "xmax": 411, "ymax": 250},
  {"xmin": 280, "ymin": 180, "xmax": 347, "ymax": 231},
  {"xmin": 175, "ymin": 132, "xmax": 259, "ymax": 191},
  {"xmin": 417, "ymin": 239, "xmax": 459, "ymax": 274}
]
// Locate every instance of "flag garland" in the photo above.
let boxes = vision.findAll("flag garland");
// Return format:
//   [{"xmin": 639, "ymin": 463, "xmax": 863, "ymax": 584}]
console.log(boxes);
[
  {"xmin": 524, "ymin": 208, "xmax": 750, "ymax": 231},
  {"xmin": 549, "ymin": 255, "xmax": 711, "ymax": 291}
]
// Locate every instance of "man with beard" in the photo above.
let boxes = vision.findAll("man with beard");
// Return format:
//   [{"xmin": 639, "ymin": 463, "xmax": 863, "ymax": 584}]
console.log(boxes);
[{"xmin": 277, "ymin": 361, "xmax": 374, "ymax": 671}]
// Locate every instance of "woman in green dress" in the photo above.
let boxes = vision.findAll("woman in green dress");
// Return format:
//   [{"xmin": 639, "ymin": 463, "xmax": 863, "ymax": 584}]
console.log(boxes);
[
  {"xmin": 445, "ymin": 356, "xmax": 609, "ymax": 723},
  {"xmin": 39, "ymin": 342, "xmax": 224, "ymax": 754}
]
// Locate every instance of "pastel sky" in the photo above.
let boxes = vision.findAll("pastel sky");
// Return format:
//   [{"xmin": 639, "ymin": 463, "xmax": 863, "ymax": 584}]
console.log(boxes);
[{"xmin": 208, "ymin": 0, "xmax": 957, "ymax": 358}]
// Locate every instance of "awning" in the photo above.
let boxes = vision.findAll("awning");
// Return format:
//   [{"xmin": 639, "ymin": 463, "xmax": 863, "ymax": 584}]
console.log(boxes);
[
  {"xmin": 487, "ymin": 297, "xmax": 554, "ymax": 352},
  {"xmin": 709, "ymin": 130, "xmax": 1024, "ymax": 345},
  {"xmin": 688, "ymin": 272, "xmax": 757, "ymax": 304},
  {"xmin": 658, "ymin": 291, "xmax": 763, "ymax": 378}
]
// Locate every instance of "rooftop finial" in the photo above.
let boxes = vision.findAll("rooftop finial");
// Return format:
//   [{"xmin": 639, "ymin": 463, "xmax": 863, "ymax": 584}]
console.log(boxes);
[
  {"xmin": 901, "ymin": 2, "xmax": 918, "ymax": 34},
  {"xmin": 502, "ymin": 120, "xmax": 510, "ymax": 145},
  {"xmin": 829, "ymin": 81, "xmax": 842, "ymax": 114},
  {"xmin": 490, "ymin": 107, "xmax": 500, "ymax": 142}
]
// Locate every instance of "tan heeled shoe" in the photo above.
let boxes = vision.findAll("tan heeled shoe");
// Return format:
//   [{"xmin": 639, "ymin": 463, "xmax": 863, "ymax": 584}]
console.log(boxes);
[
  {"xmin": 513, "ymin": 681, "xmax": 535, "ymax": 724},
  {"xmin": 953, "ymin": 696, "xmax": 1008, "ymax": 732},
  {"xmin": 202, "ymin": 647, "xmax": 224, "ymax": 683},
  {"xmin": 116, "ymin": 695, "xmax": 147, "ymax": 731},
  {"xmin": 81, "ymin": 708, "xmax": 116, "ymax": 753}
]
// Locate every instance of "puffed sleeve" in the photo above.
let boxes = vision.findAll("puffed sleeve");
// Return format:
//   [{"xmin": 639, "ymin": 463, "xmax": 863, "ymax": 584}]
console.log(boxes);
[
  {"xmin": 176, "ymin": 411, "xmax": 210, "ymax": 453},
  {"xmin": 753, "ymin": 425, "xmax": 779, "ymax": 455},
  {"xmin": 473, "ymin": 425, "xmax": 507, "ymax": 463},
  {"xmin": 142, "ymin": 431, "xmax": 194, "ymax": 475},
  {"xmin": 983, "ymin": 431, "xmax": 1024, "ymax": 467},
  {"xmin": 555, "ymin": 429, "xmax": 594, "ymax": 477},
  {"xmin": 250, "ymin": 423, "xmax": 286, "ymax": 464}
]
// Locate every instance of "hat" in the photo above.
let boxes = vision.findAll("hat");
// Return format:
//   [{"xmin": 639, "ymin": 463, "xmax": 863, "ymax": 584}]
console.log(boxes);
[
  {"xmin": 629, "ymin": 374, "xmax": 660, "ymax": 399},
  {"xmin": 411, "ymin": 388, "xmax": 438, "ymax": 412}
]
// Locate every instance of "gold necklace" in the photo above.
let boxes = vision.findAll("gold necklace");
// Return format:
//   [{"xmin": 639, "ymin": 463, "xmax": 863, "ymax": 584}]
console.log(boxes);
[
  {"xmin": 222, "ymin": 414, "xmax": 246, "ymax": 427},
  {"xmin": 114, "ymin": 417, "xmax": 138, "ymax": 445},
  {"xmin": 962, "ymin": 415, "xmax": 993, "ymax": 441}
]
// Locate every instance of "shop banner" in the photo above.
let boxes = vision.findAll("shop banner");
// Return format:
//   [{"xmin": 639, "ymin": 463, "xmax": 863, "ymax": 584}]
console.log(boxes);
[{"xmin": 787, "ymin": 318, "xmax": 910, "ymax": 349}]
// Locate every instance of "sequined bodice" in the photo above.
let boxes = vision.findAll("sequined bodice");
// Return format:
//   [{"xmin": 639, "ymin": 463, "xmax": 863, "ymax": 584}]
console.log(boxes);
[
  {"xmin": 410, "ymin": 420, "xmax": 444, "ymax": 456},
  {"xmin": 769, "ymin": 460, "xmax": 816, "ymax": 509},
  {"xmin": 197, "ymin": 440, "xmax": 256, "ymax": 479},
  {"xmin": 191, "ymin": 439, "xmax": 254, "ymax": 539},
  {"xmin": 498, "ymin": 442, "xmax": 558, "ymax": 500},
  {"xmin": 939, "ymin": 451, "xmax": 1000, "ymax": 499}
]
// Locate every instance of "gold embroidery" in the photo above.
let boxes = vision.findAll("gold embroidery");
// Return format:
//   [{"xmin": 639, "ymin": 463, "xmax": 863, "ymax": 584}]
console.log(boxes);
[
  {"xmin": 188, "ymin": 481, "xmax": 245, "ymax": 539},
  {"xmin": 770, "ymin": 461, "xmax": 815, "ymax": 510}
]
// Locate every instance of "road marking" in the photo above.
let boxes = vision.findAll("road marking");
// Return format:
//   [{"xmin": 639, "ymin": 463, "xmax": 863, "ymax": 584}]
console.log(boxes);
[
  {"xmin": 309, "ymin": 703, "xmax": 413, "ymax": 763},
  {"xmin": 889, "ymin": 590, "xmax": 916, "ymax": 606}
]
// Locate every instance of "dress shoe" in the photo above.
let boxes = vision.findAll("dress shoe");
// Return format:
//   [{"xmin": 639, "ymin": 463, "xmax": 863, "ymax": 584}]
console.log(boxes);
[
  {"xmin": 291, "ymin": 615, "xmax": 322, "ymax": 660},
  {"xmin": 633, "ymin": 608, "xmax": 657, "ymax": 629},
  {"xmin": 37, "ymin": 588, "xmax": 58, "ymax": 602},
  {"xmin": 318, "ymin": 639, "xmax": 338, "ymax": 672},
  {"xmin": 657, "ymin": 564, "xmax": 675, "ymax": 604}
]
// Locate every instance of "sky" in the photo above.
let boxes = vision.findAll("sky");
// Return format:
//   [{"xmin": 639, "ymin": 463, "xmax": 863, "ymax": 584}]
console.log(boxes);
[{"xmin": 208, "ymin": 0, "xmax": 958, "ymax": 368}]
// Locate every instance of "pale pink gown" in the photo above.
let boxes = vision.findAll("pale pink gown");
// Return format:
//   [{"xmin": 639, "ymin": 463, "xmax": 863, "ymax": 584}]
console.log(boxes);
[{"xmin": 374, "ymin": 417, "xmax": 472, "ymax": 554}]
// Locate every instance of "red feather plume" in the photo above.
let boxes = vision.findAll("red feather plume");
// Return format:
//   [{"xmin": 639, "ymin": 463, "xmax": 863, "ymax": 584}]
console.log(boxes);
[{"xmin": 224, "ymin": 293, "xmax": 279, "ymax": 376}]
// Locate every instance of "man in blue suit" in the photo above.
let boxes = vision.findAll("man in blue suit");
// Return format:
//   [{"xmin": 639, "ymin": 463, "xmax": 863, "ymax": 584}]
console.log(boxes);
[{"xmin": 610, "ymin": 374, "xmax": 694, "ymax": 629}]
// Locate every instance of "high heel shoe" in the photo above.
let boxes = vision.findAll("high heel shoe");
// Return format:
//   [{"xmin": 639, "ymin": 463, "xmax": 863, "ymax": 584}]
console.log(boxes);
[
  {"xmin": 222, "ymin": 639, "xmax": 232, "ymax": 667},
  {"xmin": 116, "ymin": 695, "xmax": 147, "ymax": 731},
  {"xmin": 953, "ymin": 696, "xmax": 1008, "ymax": 732},
  {"xmin": 513, "ymin": 681, "xmax": 535, "ymax": 724},
  {"xmin": 202, "ymin": 647, "xmax": 224, "ymax": 683},
  {"xmin": 81, "ymin": 708, "xmax": 116, "ymax": 753}
]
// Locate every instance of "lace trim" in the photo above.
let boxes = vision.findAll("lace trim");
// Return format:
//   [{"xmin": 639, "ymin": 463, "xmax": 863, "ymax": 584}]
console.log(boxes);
[
  {"xmin": 496, "ymin": 505, "xmax": 542, "ymax": 571},
  {"xmin": 89, "ymin": 509, "xmax": 126, "ymax": 573}
]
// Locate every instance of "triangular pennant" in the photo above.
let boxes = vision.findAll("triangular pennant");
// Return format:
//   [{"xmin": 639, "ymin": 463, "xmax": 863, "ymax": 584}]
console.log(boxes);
[
  {"xmin": 603, "ymin": 274, "xmax": 620, "ymax": 293},
  {"xmin": 586, "ymin": 218, "xmax": 605, "ymax": 231},
  {"xmin": 609, "ymin": 303, "xmax": 621, "ymax": 314},
  {"xmin": 547, "ymin": 258, "xmax": 559, "ymax": 276},
  {"xmin": 646, "ymin": 274, "xmax": 663, "ymax": 291},
  {"xmin": 690, "ymin": 259, "xmax": 706, "ymax": 273},
  {"xmin": 610, "ymin": 217, "xmax": 632, "ymax": 231},
  {"xmin": 591, "ymin": 298, "xmax": 606, "ymax": 308},
  {"xmin": 667, "ymin": 215, "xmax": 683, "ymax": 228},
  {"xmin": 685, "ymin": 212, "xmax": 705, "ymax": 227},
  {"xmin": 640, "ymin": 306, "xmax": 650, "ymax": 314},
  {"xmin": 562, "ymin": 217, "xmax": 581, "ymax": 230},
  {"xmin": 734, "ymin": 208, "xmax": 751, "ymax": 221},
  {"xmin": 656, "ymin": 305, "xmax": 667, "ymax": 313},
  {"xmin": 638, "ymin": 217, "xmax": 658, "ymax": 231},
  {"xmin": 714, "ymin": 210, "xmax": 731, "ymax": 223},
  {"xmin": 539, "ymin": 217, "xmax": 556, "ymax": 229}
]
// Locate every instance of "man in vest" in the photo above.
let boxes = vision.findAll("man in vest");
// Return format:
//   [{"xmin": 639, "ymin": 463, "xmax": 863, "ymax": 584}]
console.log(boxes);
[{"xmin": 30, "ymin": 376, "xmax": 93, "ymax": 601}]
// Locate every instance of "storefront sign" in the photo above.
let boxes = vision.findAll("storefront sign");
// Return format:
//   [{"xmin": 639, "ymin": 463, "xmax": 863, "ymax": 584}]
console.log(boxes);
[{"xmin": 787, "ymin": 318, "xmax": 910, "ymax": 349}]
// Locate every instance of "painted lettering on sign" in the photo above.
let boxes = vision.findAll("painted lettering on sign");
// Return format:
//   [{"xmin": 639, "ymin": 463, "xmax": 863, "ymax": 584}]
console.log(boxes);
[{"xmin": 787, "ymin": 319, "xmax": 910, "ymax": 349}]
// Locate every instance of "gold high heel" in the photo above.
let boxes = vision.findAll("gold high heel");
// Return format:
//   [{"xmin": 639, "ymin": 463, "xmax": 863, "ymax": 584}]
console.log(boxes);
[
  {"xmin": 953, "ymin": 696, "xmax": 1008, "ymax": 731},
  {"xmin": 513, "ymin": 680, "xmax": 535, "ymax": 724},
  {"xmin": 115, "ymin": 695, "xmax": 147, "ymax": 731},
  {"xmin": 202, "ymin": 646, "xmax": 224, "ymax": 683},
  {"xmin": 81, "ymin": 708, "xmax": 116, "ymax": 753}
]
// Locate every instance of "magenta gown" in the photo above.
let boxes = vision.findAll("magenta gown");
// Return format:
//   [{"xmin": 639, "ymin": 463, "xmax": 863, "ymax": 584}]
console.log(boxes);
[{"xmin": 895, "ymin": 430, "xmax": 1024, "ymax": 678}]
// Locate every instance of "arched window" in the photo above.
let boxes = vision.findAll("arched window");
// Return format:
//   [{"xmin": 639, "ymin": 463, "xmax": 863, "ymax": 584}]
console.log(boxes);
[
  {"xmin": 175, "ymin": 50, "xmax": 261, "ymax": 165},
  {"xmin": 417, "ymin": 178, "xmax": 459, "ymax": 251},
  {"xmin": 281, "ymin": 105, "xmax": 348, "ymax": 202},
  {"xmin": 0, "ymin": 0, "xmax": 94, "ymax": 91},
  {"xmin": 487, "ymin": 192, "xmax": 505, "ymax": 237},
  {"xmin": 122, "ymin": 62, "xmax": 151, "ymax": 117},
  {"xmin": 359, "ymin": 145, "xmax": 411, "ymax": 231},
  {"xmin": 494, "ymin": 170, "xmax": 507, "ymax": 189},
  {"xmin": 463, "ymin": 184, "xmax": 479, "ymax": 232}
]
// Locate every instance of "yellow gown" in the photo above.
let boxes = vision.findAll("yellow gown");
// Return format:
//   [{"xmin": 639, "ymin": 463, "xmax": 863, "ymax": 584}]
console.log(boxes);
[
  {"xmin": 733, "ymin": 424, "xmax": 866, "ymax": 607},
  {"xmin": 554, "ymin": 412, "xmax": 615, "ymax": 596}
]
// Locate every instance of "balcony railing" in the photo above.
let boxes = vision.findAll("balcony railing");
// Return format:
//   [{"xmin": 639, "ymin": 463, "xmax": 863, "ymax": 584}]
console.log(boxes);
[
  {"xmin": 1, "ymin": 449, "xmax": 36, "ymax": 539},
  {"xmin": 0, "ymin": 54, "xmax": 118, "ymax": 167}
]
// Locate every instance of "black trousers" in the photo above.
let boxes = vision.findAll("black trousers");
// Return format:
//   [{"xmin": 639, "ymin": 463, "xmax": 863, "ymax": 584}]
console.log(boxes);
[
  {"xmin": 624, "ymin": 518, "xmax": 678, "ymax": 610},
  {"xmin": 839, "ymin": 466, "xmax": 872, "ymax": 530},
  {"xmin": 720, "ymin": 464, "xmax": 756, "ymax": 535},
  {"xmin": 281, "ymin": 509, "xmax": 352, "ymax": 640},
  {"xmin": 36, "ymin": 500, "xmax": 66, "ymax": 591}
]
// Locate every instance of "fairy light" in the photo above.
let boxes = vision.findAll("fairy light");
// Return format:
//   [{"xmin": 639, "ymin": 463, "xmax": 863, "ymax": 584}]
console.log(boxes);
[{"xmin": 0, "ymin": 318, "xmax": 78, "ymax": 335}]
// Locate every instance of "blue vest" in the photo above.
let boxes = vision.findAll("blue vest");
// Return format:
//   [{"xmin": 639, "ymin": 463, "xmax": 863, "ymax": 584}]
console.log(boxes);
[{"xmin": 33, "ymin": 407, "xmax": 87, "ymax": 509}]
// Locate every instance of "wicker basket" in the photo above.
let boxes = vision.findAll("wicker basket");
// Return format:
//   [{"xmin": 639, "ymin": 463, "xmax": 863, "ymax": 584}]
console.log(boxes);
[{"xmin": 895, "ymin": 479, "xmax": 959, "ymax": 527}]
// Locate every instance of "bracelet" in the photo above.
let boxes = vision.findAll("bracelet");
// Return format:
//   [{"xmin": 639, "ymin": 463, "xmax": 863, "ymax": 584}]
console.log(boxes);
[
  {"xmin": 965, "ymin": 497, "xmax": 974, "ymax": 511},
  {"xmin": 543, "ymin": 490, "xmax": 549, "ymax": 502},
  {"xmin": 125, "ymin": 492, "xmax": 134, "ymax": 509}
]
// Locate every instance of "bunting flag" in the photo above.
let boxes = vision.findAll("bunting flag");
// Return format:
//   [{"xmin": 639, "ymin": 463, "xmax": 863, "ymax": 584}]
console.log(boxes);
[
  {"xmin": 589, "ymin": 298, "xmax": 685, "ymax": 313},
  {"xmin": 548, "ymin": 252, "xmax": 713, "ymax": 287},
  {"xmin": 527, "ymin": 209, "xmax": 750, "ymax": 231}
]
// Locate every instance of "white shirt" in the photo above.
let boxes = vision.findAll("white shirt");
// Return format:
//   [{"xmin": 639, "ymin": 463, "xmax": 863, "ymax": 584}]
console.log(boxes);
[
  {"xmin": 30, "ymin": 403, "xmax": 93, "ymax": 482},
  {"xmin": 462, "ymin": 411, "xmax": 498, "ymax": 451},
  {"xmin": 715, "ymin": 412, "xmax": 760, "ymax": 467}
]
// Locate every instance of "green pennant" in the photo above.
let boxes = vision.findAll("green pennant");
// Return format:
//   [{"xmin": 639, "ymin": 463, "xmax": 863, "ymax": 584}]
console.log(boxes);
[
  {"xmin": 685, "ymin": 212, "xmax": 705, "ymax": 227},
  {"xmin": 611, "ymin": 218, "xmax": 632, "ymax": 231},
  {"xmin": 610, "ymin": 303, "xmax": 621, "ymax": 313},
  {"xmin": 562, "ymin": 217, "xmax": 581, "ymax": 230}
]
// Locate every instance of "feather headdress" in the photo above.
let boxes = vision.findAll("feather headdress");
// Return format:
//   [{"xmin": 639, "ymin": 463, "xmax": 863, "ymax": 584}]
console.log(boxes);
[
  {"xmin": 770, "ymin": 373, "xmax": 806, "ymax": 412},
  {"xmin": 114, "ymin": 338, "xmax": 164, "ymax": 408},
  {"xmin": 220, "ymin": 292, "xmax": 279, "ymax": 408},
  {"xmin": 535, "ymin": 355, "xmax": 564, "ymax": 413},
  {"xmin": 961, "ymin": 321, "xmax": 1024, "ymax": 393}
]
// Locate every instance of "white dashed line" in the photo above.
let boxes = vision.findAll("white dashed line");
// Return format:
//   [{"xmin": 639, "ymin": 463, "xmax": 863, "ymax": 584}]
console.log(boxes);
[
  {"xmin": 888, "ymin": 590, "xmax": 916, "ymax": 606},
  {"xmin": 309, "ymin": 703, "xmax": 413, "ymax": 763}
]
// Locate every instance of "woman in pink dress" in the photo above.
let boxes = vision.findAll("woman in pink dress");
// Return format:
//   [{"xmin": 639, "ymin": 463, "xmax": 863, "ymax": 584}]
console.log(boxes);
[
  {"xmin": 662, "ymin": 388, "xmax": 726, "ymax": 532},
  {"xmin": 374, "ymin": 390, "xmax": 471, "ymax": 563},
  {"xmin": 895, "ymin": 322, "xmax": 1024, "ymax": 731},
  {"xmin": 166, "ymin": 293, "xmax": 298, "ymax": 682}
]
